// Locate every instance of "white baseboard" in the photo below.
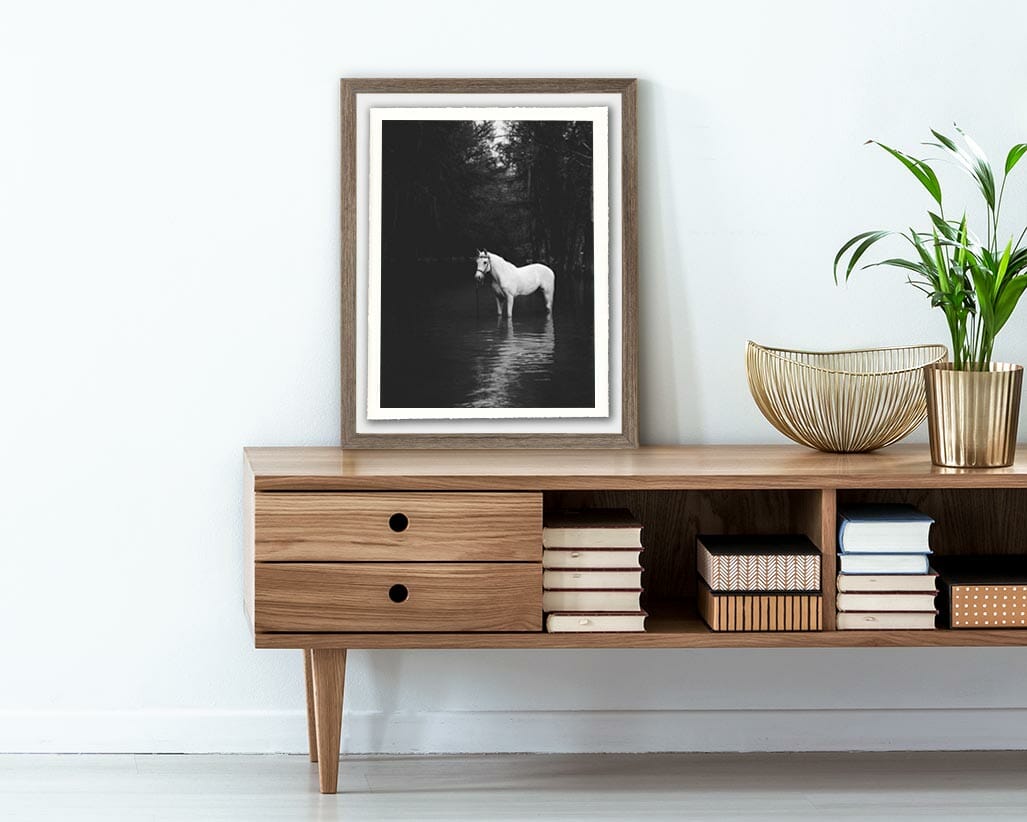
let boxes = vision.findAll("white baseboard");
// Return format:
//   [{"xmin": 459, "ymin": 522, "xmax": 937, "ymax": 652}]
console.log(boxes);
[
  {"xmin": 3, "ymin": 708, "xmax": 1027, "ymax": 754},
  {"xmin": 0, "ymin": 710, "xmax": 308, "ymax": 754}
]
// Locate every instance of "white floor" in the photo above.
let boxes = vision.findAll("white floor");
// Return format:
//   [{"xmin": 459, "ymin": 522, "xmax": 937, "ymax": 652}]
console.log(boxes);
[{"xmin": 1, "ymin": 752, "xmax": 1026, "ymax": 821}]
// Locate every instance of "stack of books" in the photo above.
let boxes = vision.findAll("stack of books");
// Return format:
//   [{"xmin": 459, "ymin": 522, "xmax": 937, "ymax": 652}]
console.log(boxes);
[
  {"xmin": 836, "ymin": 504, "xmax": 938, "ymax": 630},
  {"xmin": 541, "ymin": 509, "xmax": 646, "ymax": 632},
  {"xmin": 696, "ymin": 534, "xmax": 823, "ymax": 631}
]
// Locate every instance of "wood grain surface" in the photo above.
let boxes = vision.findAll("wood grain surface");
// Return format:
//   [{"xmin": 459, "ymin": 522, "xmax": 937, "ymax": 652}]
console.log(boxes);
[
  {"xmin": 243, "ymin": 444, "xmax": 1027, "ymax": 649},
  {"xmin": 255, "ymin": 601, "xmax": 1027, "ymax": 649},
  {"xmin": 792, "ymin": 489, "xmax": 837, "ymax": 630},
  {"xmin": 309, "ymin": 648, "xmax": 346, "ymax": 793},
  {"xmin": 246, "ymin": 444, "xmax": 1027, "ymax": 491},
  {"xmin": 255, "ymin": 562, "xmax": 542, "ymax": 632},
  {"xmin": 255, "ymin": 491, "xmax": 541, "ymax": 561}
]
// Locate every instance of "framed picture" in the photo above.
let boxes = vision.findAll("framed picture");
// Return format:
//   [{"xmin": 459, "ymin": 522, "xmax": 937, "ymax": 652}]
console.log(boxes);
[{"xmin": 341, "ymin": 78, "xmax": 637, "ymax": 447}]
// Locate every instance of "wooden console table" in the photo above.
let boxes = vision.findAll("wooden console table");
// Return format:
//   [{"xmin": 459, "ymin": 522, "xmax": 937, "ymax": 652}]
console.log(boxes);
[{"xmin": 243, "ymin": 444, "xmax": 1027, "ymax": 793}]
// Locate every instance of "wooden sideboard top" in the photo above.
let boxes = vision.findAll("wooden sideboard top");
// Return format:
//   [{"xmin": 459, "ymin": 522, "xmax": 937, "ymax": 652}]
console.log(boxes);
[{"xmin": 245, "ymin": 444, "xmax": 1027, "ymax": 491}]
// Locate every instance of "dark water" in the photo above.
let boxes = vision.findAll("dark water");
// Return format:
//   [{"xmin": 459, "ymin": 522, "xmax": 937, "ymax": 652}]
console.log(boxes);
[{"xmin": 380, "ymin": 273, "xmax": 596, "ymax": 411}]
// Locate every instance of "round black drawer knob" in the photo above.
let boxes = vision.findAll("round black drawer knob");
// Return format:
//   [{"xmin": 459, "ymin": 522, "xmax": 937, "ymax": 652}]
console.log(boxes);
[
  {"xmin": 388, "ymin": 512, "xmax": 409, "ymax": 532},
  {"xmin": 388, "ymin": 583, "xmax": 409, "ymax": 603}
]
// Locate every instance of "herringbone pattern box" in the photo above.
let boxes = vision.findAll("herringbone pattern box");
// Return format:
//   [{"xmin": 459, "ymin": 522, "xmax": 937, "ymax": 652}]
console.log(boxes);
[{"xmin": 697, "ymin": 534, "xmax": 821, "ymax": 592}]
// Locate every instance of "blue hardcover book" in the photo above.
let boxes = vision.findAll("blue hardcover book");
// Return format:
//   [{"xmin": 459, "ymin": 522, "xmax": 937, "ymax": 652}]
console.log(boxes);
[{"xmin": 838, "ymin": 504, "xmax": 934, "ymax": 555}]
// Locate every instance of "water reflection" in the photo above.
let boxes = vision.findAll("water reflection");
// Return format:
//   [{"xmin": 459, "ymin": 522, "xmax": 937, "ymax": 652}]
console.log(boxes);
[
  {"xmin": 466, "ymin": 315, "xmax": 554, "ymax": 408},
  {"xmin": 379, "ymin": 275, "xmax": 594, "ymax": 410}
]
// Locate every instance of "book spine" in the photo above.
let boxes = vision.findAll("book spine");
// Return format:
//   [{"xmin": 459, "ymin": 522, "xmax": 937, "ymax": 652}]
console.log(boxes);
[{"xmin": 837, "ymin": 519, "xmax": 849, "ymax": 553}]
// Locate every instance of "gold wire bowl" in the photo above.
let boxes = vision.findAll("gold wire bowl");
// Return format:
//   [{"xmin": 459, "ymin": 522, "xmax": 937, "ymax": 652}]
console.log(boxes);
[{"xmin": 746, "ymin": 342, "xmax": 949, "ymax": 453}]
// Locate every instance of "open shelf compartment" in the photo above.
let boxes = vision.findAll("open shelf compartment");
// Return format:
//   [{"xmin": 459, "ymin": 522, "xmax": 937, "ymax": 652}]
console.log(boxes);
[{"xmin": 544, "ymin": 488, "xmax": 836, "ymax": 631}]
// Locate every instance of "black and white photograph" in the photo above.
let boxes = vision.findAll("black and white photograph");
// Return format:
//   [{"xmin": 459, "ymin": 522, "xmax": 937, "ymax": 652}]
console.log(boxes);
[{"xmin": 367, "ymin": 107, "xmax": 609, "ymax": 420}]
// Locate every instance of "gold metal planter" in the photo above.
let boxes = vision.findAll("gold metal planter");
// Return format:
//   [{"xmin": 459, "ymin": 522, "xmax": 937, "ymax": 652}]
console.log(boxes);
[
  {"xmin": 924, "ymin": 362, "xmax": 1024, "ymax": 468},
  {"xmin": 746, "ymin": 342, "xmax": 948, "ymax": 453}
]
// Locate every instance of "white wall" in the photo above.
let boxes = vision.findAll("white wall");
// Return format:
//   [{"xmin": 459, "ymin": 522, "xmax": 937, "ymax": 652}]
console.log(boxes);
[{"xmin": 3, "ymin": 0, "xmax": 1027, "ymax": 754}]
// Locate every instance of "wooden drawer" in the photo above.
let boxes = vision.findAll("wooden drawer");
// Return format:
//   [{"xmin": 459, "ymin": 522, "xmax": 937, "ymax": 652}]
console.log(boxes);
[
  {"xmin": 255, "ymin": 563, "xmax": 542, "ymax": 632},
  {"xmin": 254, "ymin": 492, "xmax": 541, "ymax": 562}
]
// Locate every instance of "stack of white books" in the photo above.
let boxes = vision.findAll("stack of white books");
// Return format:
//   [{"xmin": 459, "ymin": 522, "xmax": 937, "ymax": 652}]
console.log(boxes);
[
  {"xmin": 541, "ymin": 509, "xmax": 646, "ymax": 632},
  {"xmin": 836, "ymin": 504, "xmax": 938, "ymax": 630}
]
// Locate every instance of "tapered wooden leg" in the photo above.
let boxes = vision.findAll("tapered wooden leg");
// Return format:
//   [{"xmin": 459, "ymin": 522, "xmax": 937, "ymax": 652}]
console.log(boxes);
[
  {"xmin": 310, "ymin": 648, "xmax": 347, "ymax": 794},
  {"xmin": 303, "ymin": 649, "xmax": 317, "ymax": 763}
]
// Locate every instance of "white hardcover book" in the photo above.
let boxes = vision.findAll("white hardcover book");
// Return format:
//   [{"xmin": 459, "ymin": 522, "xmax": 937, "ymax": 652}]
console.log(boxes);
[
  {"xmin": 543, "ymin": 529, "xmax": 643, "ymax": 549},
  {"xmin": 546, "ymin": 612, "xmax": 647, "ymax": 632},
  {"xmin": 836, "ymin": 592, "xmax": 939, "ymax": 612},
  {"xmin": 543, "ymin": 509, "xmax": 642, "ymax": 549},
  {"xmin": 543, "ymin": 569, "xmax": 642, "ymax": 589},
  {"xmin": 838, "ymin": 553, "xmax": 930, "ymax": 575},
  {"xmin": 543, "ymin": 549, "xmax": 642, "ymax": 569},
  {"xmin": 836, "ymin": 572, "xmax": 938, "ymax": 593},
  {"xmin": 542, "ymin": 589, "xmax": 642, "ymax": 612},
  {"xmin": 837, "ymin": 611, "xmax": 937, "ymax": 630}
]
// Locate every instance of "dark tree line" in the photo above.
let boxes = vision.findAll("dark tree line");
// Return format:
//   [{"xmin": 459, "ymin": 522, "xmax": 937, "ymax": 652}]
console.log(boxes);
[
  {"xmin": 499, "ymin": 121, "xmax": 594, "ymax": 296},
  {"xmin": 380, "ymin": 118, "xmax": 595, "ymax": 305}
]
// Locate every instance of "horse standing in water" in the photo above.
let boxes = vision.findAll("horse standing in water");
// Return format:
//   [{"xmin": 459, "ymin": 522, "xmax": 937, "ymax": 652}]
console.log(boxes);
[{"xmin": 474, "ymin": 250, "xmax": 555, "ymax": 318}]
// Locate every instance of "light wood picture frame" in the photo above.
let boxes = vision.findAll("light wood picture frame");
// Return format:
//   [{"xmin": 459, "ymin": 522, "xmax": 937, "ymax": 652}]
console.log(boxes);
[{"xmin": 341, "ymin": 78, "xmax": 638, "ymax": 448}]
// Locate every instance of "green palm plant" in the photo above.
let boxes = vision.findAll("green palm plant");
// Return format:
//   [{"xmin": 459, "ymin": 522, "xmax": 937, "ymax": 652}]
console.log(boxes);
[{"xmin": 835, "ymin": 126, "xmax": 1027, "ymax": 370}]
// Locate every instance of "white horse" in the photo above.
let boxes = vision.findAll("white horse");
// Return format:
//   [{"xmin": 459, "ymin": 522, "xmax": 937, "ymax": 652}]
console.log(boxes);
[{"xmin": 474, "ymin": 249, "xmax": 555, "ymax": 318}]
